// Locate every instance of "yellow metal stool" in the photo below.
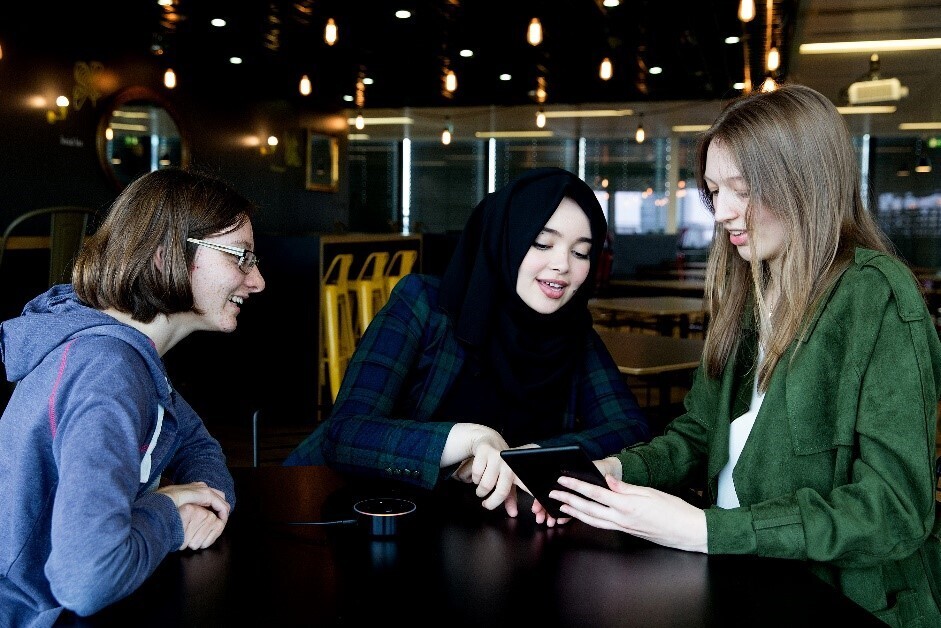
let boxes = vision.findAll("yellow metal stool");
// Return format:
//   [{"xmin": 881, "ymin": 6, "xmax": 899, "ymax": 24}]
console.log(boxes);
[
  {"xmin": 348, "ymin": 251, "xmax": 389, "ymax": 340},
  {"xmin": 383, "ymin": 249, "xmax": 418, "ymax": 300},
  {"xmin": 321, "ymin": 253, "xmax": 355, "ymax": 403}
]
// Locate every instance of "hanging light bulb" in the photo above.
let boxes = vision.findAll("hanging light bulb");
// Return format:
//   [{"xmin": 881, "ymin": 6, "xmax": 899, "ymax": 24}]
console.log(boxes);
[
  {"xmin": 738, "ymin": 0, "xmax": 756, "ymax": 22},
  {"xmin": 355, "ymin": 111, "xmax": 365, "ymax": 130},
  {"xmin": 535, "ymin": 75, "xmax": 547, "ymax": 103},
  {"xmin": 325, "ymin": 18, "xmax": 338, "ymax": 45},
  {"xmin": 527, "ymin": 18, "xmax": 543, "ymax": 46},
  {"xmin": 163, "ymin": 68, "xmax": 177, "ymax": 89},
  {"xmin": 635, "ymin": 114, "xmax": 645, "ymax": 143},
  {"xmin": 599, "ymin": 57, "xmax": 613, "ymax": 81},
  {"xmin": 536, "ymin": 108, "xmax": 546, "ymax": 129},
  {"xmin": 441, "ymin": 118, "xmax": 453, "ymax": 145},
  {"xmin": 760, "ymin": 76, "xmax": 777, "ymax": 92},
  {"xmin": 445, "ymin": 69, "xmax": 457, "ymax": 93},
  {"xmin": 766, "ymin": 47, "xmax": 780, "ymax": 72},
  {"xmin": 299, "ymin": 74, "xmax": 312, "ymax": 96}
]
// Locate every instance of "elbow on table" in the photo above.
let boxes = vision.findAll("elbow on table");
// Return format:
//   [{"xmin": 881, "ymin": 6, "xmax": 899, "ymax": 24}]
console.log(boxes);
[
  {"xmin": 51, "ymin": 582, "xmax": 115, "ymax": 617},
  {"xmin": 48, "ymin": 564, "xmax": 124, "ymax": 617}
]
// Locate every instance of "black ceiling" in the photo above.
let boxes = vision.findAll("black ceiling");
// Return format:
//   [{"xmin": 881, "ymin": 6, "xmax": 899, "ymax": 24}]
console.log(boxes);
[{"xmin": 10, "ymin": 0, "xmax": 800, "ymax": 110}]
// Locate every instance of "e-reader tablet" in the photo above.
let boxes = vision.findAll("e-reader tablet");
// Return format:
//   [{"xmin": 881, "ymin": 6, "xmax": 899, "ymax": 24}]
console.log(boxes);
[{"xmin": 500, "ymin": 445, "xmax": 608, "ymax": 519}]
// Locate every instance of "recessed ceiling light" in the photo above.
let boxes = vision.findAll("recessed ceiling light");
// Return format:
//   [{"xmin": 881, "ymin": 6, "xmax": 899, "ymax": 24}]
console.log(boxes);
[
  {"xmin": 899, "ymin": 122, "xmax": 941, "ymax": 130},
  {"xmin": 345, "ymin": 117, "xmax": 414, "ymax": 125},
  {"xmin": 544, "ymin": 109, "xmax": 633, "ymax": 118},
  {"xmin": 210, "ymin": 18, "xmax": 226, "ymax": 27},
  {"xmin": 460, "ymin": 49, "xmax": 473, "ymax": 58},
  {"xmin": 603, "ymin": 0, "xmax": 620, "ymax": 6},
  {"xmin": 363, "ymin": 78, "xmax": 374, "ymax": 85},
  {"xmin": 836, "ymin": 105, "xmax": 897, "ymax": 114},
  {"xmin": 499, "ymin": 73, "xmax": 512, "ymax": 81},
  {"xmin": 343, "ymin": 95, "xmax": 354, "ymax": 102},
  {"xmin": 725, "ymin": 36, "xmax": 740, "ymax": 44},
  {"xmin": 395, "ymin": 10, "xmax": 411, "ymax": 19},
  {"xmin": 229, "ymin": 57, "xmax": 242, "ymax": 65},
  {"xmin": 649, "ymin": 66, "xmax": 662, "ymax": 75},
  {"xmin": 475, "ymin": 131, "xmax": 554, "ymax": 138},
  {"xmin": 800, "ymin": 38, "xmax": 941, "ymax": 54}
]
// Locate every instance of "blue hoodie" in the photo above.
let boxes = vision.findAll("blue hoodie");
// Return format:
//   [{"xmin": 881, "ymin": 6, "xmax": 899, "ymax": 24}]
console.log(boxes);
[{"xmin": 0, "ymin": 285, "xmax": 235, "ymax": 627}]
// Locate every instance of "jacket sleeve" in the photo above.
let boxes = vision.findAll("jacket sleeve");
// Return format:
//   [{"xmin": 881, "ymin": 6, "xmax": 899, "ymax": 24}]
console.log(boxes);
[
  {"xmin": 45, "ymin": 338, "xmax": 182, "ymax": 616},
  {"xmin": 537, "ymin": 330, "xmax": 651, "ymax": 458},
  {"xmin": 615, "ymin": 362, "xmax": 717, "ymax": 490},
  {"xmin": 706, "ymin": 259, "xmax": 941, "ymax": 566},
  {"xmin": 321, "ymin": 275, "xmax": 454, "ymax": 489},
  {"xmin": 164, "ymin": 393, "xmax": 236, "ymax": 510}
]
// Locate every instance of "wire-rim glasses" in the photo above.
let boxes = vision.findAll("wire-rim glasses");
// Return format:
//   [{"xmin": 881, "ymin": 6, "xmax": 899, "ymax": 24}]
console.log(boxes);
[{"xmin": 186, "ymin": 238, "xmax": 260, "ymax": 274}]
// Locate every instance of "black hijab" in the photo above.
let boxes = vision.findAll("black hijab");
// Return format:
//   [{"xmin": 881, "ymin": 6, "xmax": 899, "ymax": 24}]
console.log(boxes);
[{"xmin": 438, "ymin": 167, "xmax": 608, "ymax": 440}]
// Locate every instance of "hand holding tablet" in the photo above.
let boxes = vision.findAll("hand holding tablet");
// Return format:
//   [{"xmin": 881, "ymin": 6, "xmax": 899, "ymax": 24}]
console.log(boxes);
[{"xmin": 500, "ymin": 445, "xmax": 608, "ymax": 519}]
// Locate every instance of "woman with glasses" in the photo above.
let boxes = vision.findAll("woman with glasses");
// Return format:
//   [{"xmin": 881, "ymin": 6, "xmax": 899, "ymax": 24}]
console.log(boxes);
[
  {"xmin": 550, "ymin": 85, "xmax": 941, "ymax": 625},
  {"xmin": 0, "ymin": 167, "xmax": 265, "ymax": 626},
  {"xmin": 285, "ymin": 167, "xmax": 649, "ymax": 521}
]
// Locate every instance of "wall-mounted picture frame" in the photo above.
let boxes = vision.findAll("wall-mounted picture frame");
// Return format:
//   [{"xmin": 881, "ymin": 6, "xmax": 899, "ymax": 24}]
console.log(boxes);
[{"xmin": 305, "ymin": 130, "xmax": 339, "ymax": 192}]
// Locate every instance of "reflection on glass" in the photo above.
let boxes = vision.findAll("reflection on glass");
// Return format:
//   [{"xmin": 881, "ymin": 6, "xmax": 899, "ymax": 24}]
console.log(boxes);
[
  {"xmin": 97, "ymin": 87, "xmax": 188, "ymax": 191},
  {"xmin": 105, "ymin": 103, "xmax": 181, "ymax": 187}
]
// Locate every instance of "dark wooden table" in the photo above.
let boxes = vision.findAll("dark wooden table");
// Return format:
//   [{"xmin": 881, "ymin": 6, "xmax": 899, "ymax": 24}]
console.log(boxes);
[
  {"xmin": 590, "ymin": 296, "xmax": 706, "ymax": 337},
  {"xmin": 595, "ymin": 329, "xmax": 705, "ymax": 431},
  {"xmin": 62, "ymin": 466, "xmax": 883, "ymax": 627},
  {"xmin": 610, "ymin": 277, "xmax": 706, "ymax": 297}
]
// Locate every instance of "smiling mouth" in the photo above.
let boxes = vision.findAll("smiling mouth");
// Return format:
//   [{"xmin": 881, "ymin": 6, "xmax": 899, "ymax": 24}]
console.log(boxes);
[{"xmin": 229, "ymin": 295, "xmax": 244, "ymax": 306}]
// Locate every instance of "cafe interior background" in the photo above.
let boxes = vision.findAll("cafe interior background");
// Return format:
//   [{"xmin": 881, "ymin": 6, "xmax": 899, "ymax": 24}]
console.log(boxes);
[{"xmin": 0, "ymin": 0, "xmax": 939, "ymax": 457}]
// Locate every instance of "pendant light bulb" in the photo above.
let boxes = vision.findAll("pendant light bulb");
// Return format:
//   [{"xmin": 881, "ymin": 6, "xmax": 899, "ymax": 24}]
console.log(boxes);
[
  {"xmin": 445, "ymin": 69, "xmax": 457, "ymax": 93},
  {"xmin": 738, "ymin": 0, "xmax": 756, "ymax": 22},
  {"xmin": 600, "ymin": 57, "xmax": 613, "ymax": 81},
  {"xmin": 635, "ymin": 115, "xmax": 645, "ymax": 143},
  {"xmin": 766, "ymin": 47, "xmax": 780, "ymax": 72},
  {"xmin": 527, "ymin": 18, "xmax": 543, "ymax": 46},
  {"xmin": 760, "ymin": 76, "xmax": 777, "ymax": 92},
  {"xmin": 441, "ymin": 122, "xmax": 452, "ymax": 146},
  {"xmin": 163, "ymin": 67, "xmax": 177, "ymax": 89},
  {"xmin": 355, "ymin": 112, "xmax": 364, "ymax": 130},
  {"xmin": 536, "ymin": 108, "xmax": 546, "ymax": 129},
  {"xmin": 299, "ymin": 74, "xmax": 312, "ymax": 96},
  {"xmin": 325, "ymin": 18, "xmax": 338, "ymax": 46}
]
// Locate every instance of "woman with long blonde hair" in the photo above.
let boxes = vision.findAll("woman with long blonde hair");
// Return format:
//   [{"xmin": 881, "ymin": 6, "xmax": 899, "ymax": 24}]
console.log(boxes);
[{"xmin": 550, "ymin": 84, "xmax": 941, "ymax": 626}]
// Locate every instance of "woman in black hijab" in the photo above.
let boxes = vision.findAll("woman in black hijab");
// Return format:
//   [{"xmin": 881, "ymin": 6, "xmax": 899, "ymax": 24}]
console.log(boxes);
[{"xmin": 285, "ymin": 167, "xmax": 649, "ymax": 523}]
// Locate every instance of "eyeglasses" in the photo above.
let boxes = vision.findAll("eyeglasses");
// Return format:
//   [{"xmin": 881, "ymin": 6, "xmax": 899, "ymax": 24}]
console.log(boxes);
[{"xmin": 186, "ymin": 238, "xmax": 260, "ymax": 274}]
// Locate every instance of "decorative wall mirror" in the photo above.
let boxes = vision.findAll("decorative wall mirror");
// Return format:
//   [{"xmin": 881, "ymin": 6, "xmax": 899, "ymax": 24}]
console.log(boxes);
[
  {"xmin": 96, "ymin": 86, "xmax": 190, "ymax": 191},
  {"xmin": 306, "ymin": 130, "xmax": 339, "ymax": 192}
]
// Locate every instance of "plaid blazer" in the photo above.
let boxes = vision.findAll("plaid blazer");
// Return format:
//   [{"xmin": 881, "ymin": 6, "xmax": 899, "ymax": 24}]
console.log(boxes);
[{"xmin": 285, "ymin": 274, "xmax": 650, "ymax": 489}]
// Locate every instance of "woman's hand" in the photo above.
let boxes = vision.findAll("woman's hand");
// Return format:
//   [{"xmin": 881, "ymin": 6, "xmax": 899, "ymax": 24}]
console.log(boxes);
[
  {"xmin": 528, "ymin": 457, "xmax": 618, "ymax": 528},
  {"xmin": 549, "ymin": 474, "xmax": 708, "ymax": 553},
  {"xmin": 157, "ymin": 481, "xmax": 231, "ymax": 519},
  {"xmin": 443, "ymin": 424, "xmax": 519, "ymax": 516},
  {"xmin": 157, "ymin": 481, "xmax": 232, "ymax": 550},
  {"xmin": 176, "ymin": 504, "xmax": 227, "ymax": 550},
  {"xmin": 529, "ymin": 497, "xmax": 570, "ymax": 528}
]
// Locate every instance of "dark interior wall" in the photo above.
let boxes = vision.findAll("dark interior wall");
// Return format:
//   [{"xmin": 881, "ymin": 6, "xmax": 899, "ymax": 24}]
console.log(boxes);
[
  {"xmin": 0, "ymin": 37, "xmax": 356, "ymax": 426},
  {"xmin": 0, "ymin": 68, "xmax": 350, "ymax": 236}
]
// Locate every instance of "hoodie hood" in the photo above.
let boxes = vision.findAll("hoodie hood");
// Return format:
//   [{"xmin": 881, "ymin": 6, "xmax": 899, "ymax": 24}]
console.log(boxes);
[{"xmin": 0, "ymin": 284, "xmax": 170, "ymax": 402}]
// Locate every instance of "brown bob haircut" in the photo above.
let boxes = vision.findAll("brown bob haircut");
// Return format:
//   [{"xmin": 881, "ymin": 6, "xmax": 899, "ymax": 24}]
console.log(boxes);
[{"xmin": 73, "ymin": 167, "xmax": 256, "ymax": 322}]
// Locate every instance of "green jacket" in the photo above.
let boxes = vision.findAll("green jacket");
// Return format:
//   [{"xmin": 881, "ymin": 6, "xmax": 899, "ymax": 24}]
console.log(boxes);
[{"xmin": 618, "ymin": 249, "xmax": 941, "ymax": 626}]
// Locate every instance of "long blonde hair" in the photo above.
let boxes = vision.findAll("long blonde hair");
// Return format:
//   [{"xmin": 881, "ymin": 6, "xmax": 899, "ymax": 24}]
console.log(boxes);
[{"xmin": 695, "ymin": 84, "xmax": 892, "ymax": 390}]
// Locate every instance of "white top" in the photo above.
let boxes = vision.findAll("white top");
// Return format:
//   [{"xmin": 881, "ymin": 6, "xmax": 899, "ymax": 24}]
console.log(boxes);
[{"xmin": 716, "ymin": 350, "xmax": 766, "ymax": 509}]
